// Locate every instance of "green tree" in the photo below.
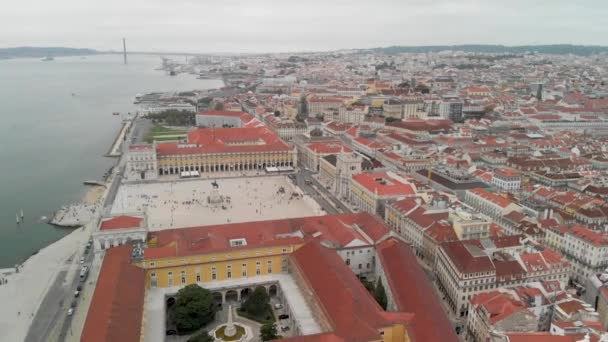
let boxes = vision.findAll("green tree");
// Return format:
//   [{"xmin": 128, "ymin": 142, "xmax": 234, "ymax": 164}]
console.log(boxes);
[
  {"xmin": 260, "ymin": 322, "xmax": 279, "ymax": 341},
  {"xmin": 374, "ymin": 279, "xmax": 388, "ymax": 310},
  {"xmin": 310, "ymin": 128, "xmax": 323, "ymax": 137},
  {"xmin": 146, "ymin": 109, "xmax": 195, "ymax": 126},
  {"xmin": 414, "ymin": 84, "xmax": 430, "ymax": 94},
  {"xmin": 187, "ymin": 330, "xmax": 214, "ymax": 342},
  {"xmin": 242, "ymin": 286, "xmax": 269, "ymax": 317},
  {"xmin": 274, "ymin": 110, "xmax": 281, "ymax": 117},
  {"xmin": 171, "ymin": 285, "xmax": 217, "ymax": 334}
]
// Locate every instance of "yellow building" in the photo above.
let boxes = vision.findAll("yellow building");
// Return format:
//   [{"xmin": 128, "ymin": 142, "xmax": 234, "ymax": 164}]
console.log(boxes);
[
  {"xmin": 82, "ymin": 213, "xmax": 457, "ymax": 342},
  {"xmin": 155, "ymin": 126, "xmax": 296, "ymax": 176}
]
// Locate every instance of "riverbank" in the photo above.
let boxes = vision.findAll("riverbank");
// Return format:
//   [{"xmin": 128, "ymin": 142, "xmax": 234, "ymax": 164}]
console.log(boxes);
[
  {"xmin": 0, "ymin": 213, "xmax": 95, "ymax": 342},
  {"xmin": 0, "ymin": 165, "xmax": 115, "ymax": 341},
  {"xmin": 106, "ymin": 118, "xmax": 134, "ymax": 157}
]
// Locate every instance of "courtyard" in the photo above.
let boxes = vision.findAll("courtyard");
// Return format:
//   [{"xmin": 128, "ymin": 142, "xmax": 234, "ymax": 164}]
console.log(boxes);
[
  {"xmin": 146, "ymin": 274, "xmax": 324, "ymax": 342},
  {"xmin": 110, "ymin": 175, "xmax": 323, "ymax": 230}
]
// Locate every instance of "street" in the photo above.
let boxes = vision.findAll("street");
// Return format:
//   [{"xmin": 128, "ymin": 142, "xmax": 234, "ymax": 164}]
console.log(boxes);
[
  {"xmin": 293, "ymin": 169, "xmax": 350, "ymax": 215},
  {"xmin": 25, "ymin": 243, "xmax": 94, "ymax": 342}
]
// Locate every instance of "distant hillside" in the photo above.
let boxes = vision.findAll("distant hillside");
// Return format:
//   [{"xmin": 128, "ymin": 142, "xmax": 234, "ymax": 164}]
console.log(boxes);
[
  {"xmin": 0, "ymin": 47, "xmax": 99, "ymax": 59},
  {"xmin": 365, "ymin": 44, "xmax": 608, "ymax": 56}
]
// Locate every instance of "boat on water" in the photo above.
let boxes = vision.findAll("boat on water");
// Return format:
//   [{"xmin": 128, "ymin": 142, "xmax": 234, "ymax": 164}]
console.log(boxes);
[
  {"xmin": 41, "ymin": 56, "xmax": 54, "ymax": 62},
  {"xmin": 16, "ymin": 213, "xmax": 20, "ymax": 224},
  {"xmin": 20, "ymin": 209, "xmax": 24, "ymax": 219}
]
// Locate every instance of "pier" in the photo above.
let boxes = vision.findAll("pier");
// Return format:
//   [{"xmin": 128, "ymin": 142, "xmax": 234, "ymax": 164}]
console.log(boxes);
[{"xmin": 105, "ymin": 115, "xmax": 135, "ymax": 157}]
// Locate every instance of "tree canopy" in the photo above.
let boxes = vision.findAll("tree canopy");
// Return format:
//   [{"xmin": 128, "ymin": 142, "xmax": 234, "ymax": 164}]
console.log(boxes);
[
  {"xmin": 260, "ymin": 322, "xmax": 279, "ymax": 341},
  {"xmin": 187, "ymin": 330, "xmax": 214, "ymax": 342},
  {"xmin": 146, "ymin": 109, "xmax": 195, "ymax": 126},
  {"xmin": 241, "ymin": 286, "xmax": 269, "ymax": 317},
  {"xmin": 170, "ymin": 285, "xmax": 217, "ymax": 334},
  {"xmin": 374, "ymin": 279, "xmax": 388, "ymax": 310}
]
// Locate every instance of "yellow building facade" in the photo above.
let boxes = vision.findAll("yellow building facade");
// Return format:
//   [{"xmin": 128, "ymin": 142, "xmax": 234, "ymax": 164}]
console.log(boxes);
[
  {"xmin": 137, "ymin": 243, "xmax": 301, "ymax": 288},
  {"xmin": 157, "ymin": 150, "xmax": 297, "ymax": 175}
]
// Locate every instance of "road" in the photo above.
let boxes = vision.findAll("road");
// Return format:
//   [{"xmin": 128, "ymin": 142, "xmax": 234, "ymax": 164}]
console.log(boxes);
[
  {"xmin": 130, "ymin": 117, "xmax": 153, "ymax": 145},
  {"xmin": 293, "ymin": 169, "xmax": 351, "ymax": 215},
  {"xmin": 419, "ymin": 258, "xmax": 466, "ymax": 339},
  {"xmin": 25, "ymin": 244, "xmax": 94, "ymax": 342}
]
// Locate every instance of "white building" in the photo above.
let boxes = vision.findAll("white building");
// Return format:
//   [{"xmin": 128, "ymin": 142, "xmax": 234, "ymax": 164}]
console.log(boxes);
[
  {"xmin": 93, "ymin": 215, "xmax": 148, "ymax": 251},
  {"xmin": 558, "ymin": 226, "xmax": 608, "ymax": 282},
  {"xmin": 142, "ymin": 102, "xmax": 196, "ymax": 114},
  {"xmin": 464, "ymin": 188, "xmax": 522, "ymax": 221},
  {"xmin": 126, "ymin": 144, "xmax": 158, "ymax": 181},
  {"xmin": 492, "ymin": 168, "xmax": 521, "ymax": 191}
]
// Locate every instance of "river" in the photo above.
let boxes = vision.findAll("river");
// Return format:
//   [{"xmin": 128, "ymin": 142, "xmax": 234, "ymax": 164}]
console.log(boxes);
[{"xmin": 0, "ymin": 54, "xmax": 223, "ymax": 267}]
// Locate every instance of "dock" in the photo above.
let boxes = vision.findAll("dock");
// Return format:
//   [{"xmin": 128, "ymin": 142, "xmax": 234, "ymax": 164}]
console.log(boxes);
[{"xmin": 105, "ymin": 116, "xmax": 135, "ymax": 157}]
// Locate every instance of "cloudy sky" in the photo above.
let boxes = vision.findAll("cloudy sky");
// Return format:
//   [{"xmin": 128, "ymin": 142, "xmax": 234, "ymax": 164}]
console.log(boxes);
[{"xmin": 1, "ymin": 0, "xmax": 606, "ymax": 53}]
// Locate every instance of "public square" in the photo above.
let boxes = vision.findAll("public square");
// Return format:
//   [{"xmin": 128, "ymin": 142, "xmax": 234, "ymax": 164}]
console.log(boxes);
[{"xmin": 110, "ymin": 175, "xmax": 323, "ymax": 230}]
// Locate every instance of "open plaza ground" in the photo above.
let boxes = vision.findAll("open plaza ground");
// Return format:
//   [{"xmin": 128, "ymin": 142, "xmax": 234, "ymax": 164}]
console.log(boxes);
[{"xmin": 110, "ymin": 175, "xmax": 323, "ymax": 230}]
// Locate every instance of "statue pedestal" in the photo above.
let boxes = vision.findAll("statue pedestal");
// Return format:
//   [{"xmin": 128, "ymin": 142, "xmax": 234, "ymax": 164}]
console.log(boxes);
[{"xmin": 224, "ymin": 305, "xmax": 236, "ymax": 337}]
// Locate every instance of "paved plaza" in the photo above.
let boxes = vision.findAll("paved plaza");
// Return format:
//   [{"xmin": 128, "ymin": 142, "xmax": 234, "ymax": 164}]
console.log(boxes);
[{"xmin": 110, "ymin": 175, "xmax": 323, "ymax": 230}]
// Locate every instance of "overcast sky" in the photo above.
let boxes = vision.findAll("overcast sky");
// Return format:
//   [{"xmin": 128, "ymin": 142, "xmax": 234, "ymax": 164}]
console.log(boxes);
[{"xmin": 1, "ymin": 0, "xmax": 606, "ymax": 53}]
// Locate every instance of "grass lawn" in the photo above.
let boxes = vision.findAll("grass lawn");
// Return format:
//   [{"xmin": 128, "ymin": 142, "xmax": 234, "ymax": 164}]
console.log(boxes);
[
  {"xmin": 214, "ymin": 325, "xmax": 246, "ymax": 341},
  {"xmin": 144, "ymin": 125, "xmax": 188, "ymax": 143}
]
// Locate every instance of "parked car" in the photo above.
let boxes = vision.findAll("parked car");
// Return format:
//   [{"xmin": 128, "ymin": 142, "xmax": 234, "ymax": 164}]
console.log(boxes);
[
  {"xmin": 67, "ymin": 308, "xmax": 74, "ymax": 316},
  {"xmin": 77, "ymin": 285, "xmax": 82, "ymax": 291},
  {"xmin": 274, "ymin": 303, "xmax": 283, "ymax": 309},
  {"xmin": 280, "ymin": 325, "xmax": 290, "ymax": 332},
  {"xmin": 74, "ymin": 290, "xmax": 80, "ymax": 298},
  {"xmin": 79, "ymin": 257, "xmax": 85, "ymax": 265},
  {"xmin": 279, "ymin": 314, "xmax": 290, "ymax": 320}
]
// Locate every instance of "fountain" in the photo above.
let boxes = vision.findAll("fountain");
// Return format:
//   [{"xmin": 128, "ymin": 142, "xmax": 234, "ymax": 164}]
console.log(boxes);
[
  {"xmin": 224, "ymin": 305, "xmax": 236, "ymax": 337},
  {"xmin": 212, "ymin": 305, "xmax": 251, "ymax": 341}
]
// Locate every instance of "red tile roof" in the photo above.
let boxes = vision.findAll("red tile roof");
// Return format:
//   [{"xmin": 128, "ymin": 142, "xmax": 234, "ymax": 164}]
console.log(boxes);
[
  {"xmin": 568, "ymin": 226, "xmax": 608, "ymax": 247},
  {"xmin": 290, "ymin": 241, "xmax": 414, "ymax": 342},
  {"xmin": 81, "ymin": 245, "xmax": 145, "ymax": 342},
  {"xmin": 306, "ymin": 142, "xmax": 351, "ymax": 154},
  {"xmin": 352, "ymin": 172, "xmax": 416, "ymax": 197},
  {"xmin": 441, "ymin": 240, "xmax": 495, "ymax": 274},
  {"xmin": 144, "ymin": 213, "xmax": 387, "ymax": 259},
  {"xmin": 470, "ymin": 291, "xmax": 531, "ymax": 324},
  {"xmin": 376, "ymin": 239, "xmax": 458, "ymax": 342},
  {"xmin": 387, "ymin": 119, "xmax": 453, "ymax": 133},
  {"xmin": 468, "ymin": 188, "xmax": 514, "ymax": 208},
  {"xmin": 99, "ymin": 215, "xmax": 143, "ymax": 231},
  {"xmin": 156, "ymin": 127, "xmax": 291, "ymax": 156}
]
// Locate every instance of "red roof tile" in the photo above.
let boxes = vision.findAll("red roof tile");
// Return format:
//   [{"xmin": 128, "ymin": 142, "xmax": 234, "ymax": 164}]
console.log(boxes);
[
  {"xmin": 99, "ymin": 215, "xmax": 143, "ymax": 231},
  {"xmin": 441, "ymin": 240, "xmax": 495, "ymax": 274},
  {"xmin": 156, "ymin": 127, "xmax": 291, "ymax": 156},
  {"xmin": 144, "ymin": 213, "xmax": 387, "ymax": 259},
  {"xmin": 376, "ymin": 239, "xmax": 458, "ymax": 342},
  {"xmin": 468, "ymin": 188, "xmax": 514, "ymax": 208},
  {"xmin": 81, "ymin": 245, "xmax": 145, "ymax": 342},
  {"xmin": 352, "ymin": 172, "xmax": 415, "ymax": 197},
  {"xmin": 290, "ymin": 241, "xmax": 414, "ymax": 342}
]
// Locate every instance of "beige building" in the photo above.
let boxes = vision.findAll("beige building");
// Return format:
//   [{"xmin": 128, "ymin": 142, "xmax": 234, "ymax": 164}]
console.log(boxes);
[
  {"xmin": 126, "ymin": 144, "xmax": 158, "ymax": 181},
  {"xmin": 350, "ymin": 171, "xmax": 416, "ymax": 217}
]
